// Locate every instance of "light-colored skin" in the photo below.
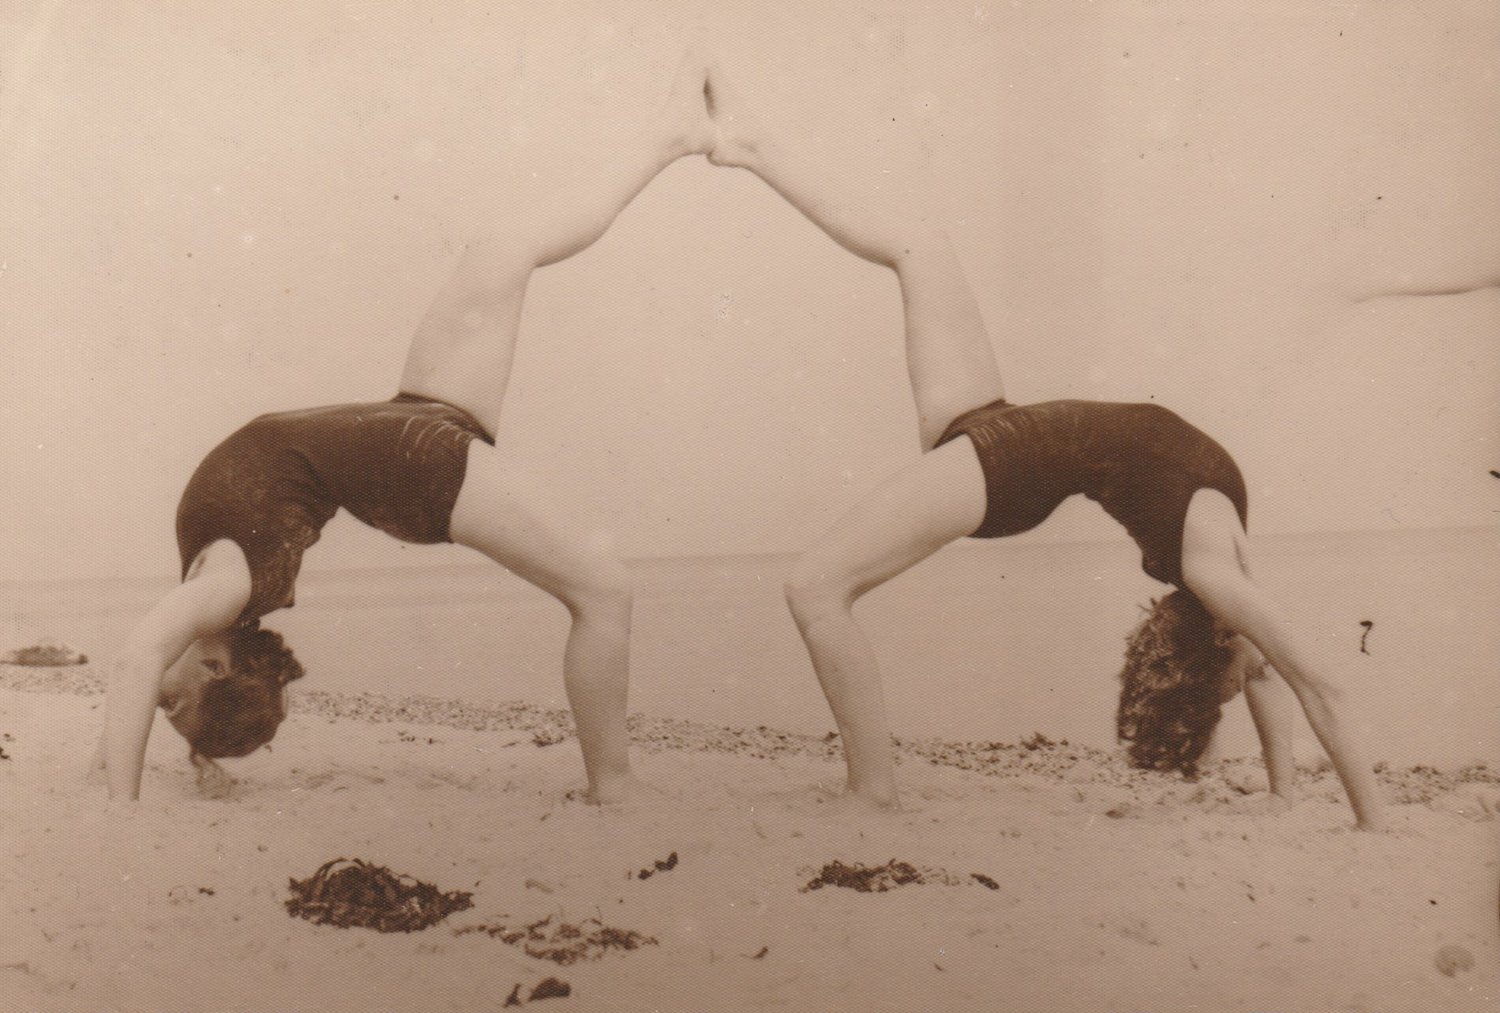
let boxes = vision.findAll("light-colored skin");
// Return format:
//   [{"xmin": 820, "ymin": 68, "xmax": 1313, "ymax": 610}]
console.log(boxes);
[
  {"xmin": 100, "ymin": 59, "xmax": 716, "ymax": 805},
  {"xmin": 707, "ymin": 66, "xmax": 1386, "ymax": 830}
]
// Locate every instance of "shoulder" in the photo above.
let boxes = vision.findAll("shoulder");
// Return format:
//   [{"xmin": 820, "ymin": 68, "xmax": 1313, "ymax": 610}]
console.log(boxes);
[
  {"xmin": 182, "ymin": 540, "xmax": 253, "ymax": 616},
  {"xmin": 123, "ymin": 541, "xmax": 253, "ymax": 662}
]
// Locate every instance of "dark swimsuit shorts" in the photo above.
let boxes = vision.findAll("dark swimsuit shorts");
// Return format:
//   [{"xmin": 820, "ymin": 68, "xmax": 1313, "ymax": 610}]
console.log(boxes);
[
  {"xmin": 176, "ymin": 393, "xmax": 494, "ymax": 625},
  {"xmin": 936, "ymin": 398, "xmax": 1248, "ymax": 587}
]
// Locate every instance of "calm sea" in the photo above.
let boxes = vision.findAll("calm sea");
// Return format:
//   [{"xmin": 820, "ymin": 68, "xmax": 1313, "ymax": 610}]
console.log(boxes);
[{"xmin": 4, "ymin": 527, "xmax": 1495, "ymax": 768}]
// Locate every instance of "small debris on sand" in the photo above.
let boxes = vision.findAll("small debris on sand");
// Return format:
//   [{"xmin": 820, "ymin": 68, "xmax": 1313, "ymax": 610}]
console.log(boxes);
[
  {"xmin": 502, "ymin": 979, "xmax": 572, "ymax": 1007},
  {"xmin": 1434, "ymin": 944, "xmax": 1475, "ymax": 977},
  {"xmin": 529, "ymin": 978, "xmax": 572, "ymax": 1001},
  {"xmin": 457, "ymin": 916, "xmax": 657, "ymax": 965},
  {"xmin": 637, "ymin": 851, "xmax": 679, "ymax": 880},
  {"xmin": 801, "ymin": 860, "xmax": 927, "ymax": 893},
  {"xmin": 284, "ymin": 858, "xmax": 473, "ymax": 932},
  {"xmin": 801, "ymin": 860, "xmax": 1000, "ymax": 894}
]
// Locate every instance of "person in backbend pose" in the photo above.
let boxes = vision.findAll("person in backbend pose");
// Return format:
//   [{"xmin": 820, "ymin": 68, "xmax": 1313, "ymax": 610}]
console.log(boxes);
[
  {"xmin": 100, "ymin": 63, "xmax": 716, "ymax": 804},
  {"xmin": 703, "ymin": 65, "xmax": 1385, "ymax": 830}
]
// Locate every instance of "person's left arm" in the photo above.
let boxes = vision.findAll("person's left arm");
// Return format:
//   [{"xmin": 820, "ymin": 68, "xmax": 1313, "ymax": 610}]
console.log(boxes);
[
  {"xmin": 1239, "ymin": 646, "xmax": 1297, "ymax": 803},
  {"xmin": 104, "ymin": 543, "xmax": 250, "ymax": 800}
]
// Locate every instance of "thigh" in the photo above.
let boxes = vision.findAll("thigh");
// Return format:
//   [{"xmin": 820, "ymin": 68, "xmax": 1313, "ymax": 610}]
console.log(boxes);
[
  {"xmin": 795, "ymin": 435, "xmax": 989, "ymax": 601},
  {"xmin": 448, "ymin": 441, "xmax": 628, "ymax": 602}
]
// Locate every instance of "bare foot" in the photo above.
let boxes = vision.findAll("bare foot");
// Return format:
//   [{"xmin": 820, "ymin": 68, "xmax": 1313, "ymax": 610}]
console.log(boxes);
[
  {"xmin": 788, "ymin": 780, "xmax": 904, "ymax": 818},
  {"xmin": 1354, "ymin": 813, "xmax": 1398, "ymax": 834},
  {"xmin": 576, "ymin": 772, "xmax": 670, "ymax": 807},
  {"xmin": 841, "ymin": 780, "xmax": 902, "ymax": 813},
  {"xmin": 1236, "ymin": 792, "xmax": 1295, "ymax": 818}
]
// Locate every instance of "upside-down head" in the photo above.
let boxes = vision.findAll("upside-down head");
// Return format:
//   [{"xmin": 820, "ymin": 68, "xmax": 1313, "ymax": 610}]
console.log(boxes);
[
  {"xmin": 1115, "ymin": 589, "xmax": 1239, "ymax": 776},
  {"xmin": 160, "ymin": 626, "xmax": 304, "ymax": 758}
]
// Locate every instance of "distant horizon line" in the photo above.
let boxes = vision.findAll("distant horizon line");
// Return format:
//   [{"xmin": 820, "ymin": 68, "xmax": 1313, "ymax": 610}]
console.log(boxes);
[{"xmin": 2, "ymin": 522, "xmax": 1493, "ymax": 588}]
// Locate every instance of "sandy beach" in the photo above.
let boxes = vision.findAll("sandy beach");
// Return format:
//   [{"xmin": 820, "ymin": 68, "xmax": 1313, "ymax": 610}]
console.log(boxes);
[{"xmin": 3, "ymin": 661, "xmax": 1495, "ymax": 1013}]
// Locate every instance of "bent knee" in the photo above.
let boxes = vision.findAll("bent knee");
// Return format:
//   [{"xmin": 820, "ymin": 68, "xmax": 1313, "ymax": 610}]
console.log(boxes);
[
  {"xmin": 784, "ymin": 567, "xmax": 855, "ymax": 629},
  {"xmin": 556, "ymin": 566, "xmax": 634, "ymax": 623}
]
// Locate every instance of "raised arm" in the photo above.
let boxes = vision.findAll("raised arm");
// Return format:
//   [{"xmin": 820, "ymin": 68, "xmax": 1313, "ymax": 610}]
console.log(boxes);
[
  {"xmin": 705, "ymin": 64, "xmax": 1003, "ymax": 448},
  {"xmin": 104, "ymin": 541, "xmax": 250, "ymax": 800}
]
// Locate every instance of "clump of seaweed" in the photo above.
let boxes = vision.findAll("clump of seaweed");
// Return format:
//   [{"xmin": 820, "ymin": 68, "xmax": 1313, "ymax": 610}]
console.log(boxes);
[
  {"xmin": 636, "ymin": 851, "xmax": 678, "ymax": 880},
  {"xmin": 502, "ymin": 977, "xmax": 573, "ymax": 1006},
  {"xmin": 284, "ymin": 858, "xmax": 473, "ymax": 932},
  {"xmin": 801, "ymin": 859, "xmax": 927, "ymax": 893},
  {"xmin": 800, "ymin": 859, "xmax": 1003, "ymax": 894},
  {"xmin": 458, "ymin": 916, "xmax": 657, "ymax": 965}
]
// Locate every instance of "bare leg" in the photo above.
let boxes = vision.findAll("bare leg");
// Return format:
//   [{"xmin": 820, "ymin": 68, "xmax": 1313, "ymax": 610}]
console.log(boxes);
[
  {"xmin": 399, "ymin": 55, "xmax": 714, "ymax": 434},
  {"xmin": 1181, "ymin": 489, "xmax": 1386, "ymax": 830},
  {"xmin": 706, "ymin": 64, "xmax": 1003, "ymax": 447},
  {"xmin": 448, "ymin": 441, "xmax": 636, "ymax": 804},
  {"xmin": 785, "ymin": 436, "xmax": 988, "ymax": 806}
]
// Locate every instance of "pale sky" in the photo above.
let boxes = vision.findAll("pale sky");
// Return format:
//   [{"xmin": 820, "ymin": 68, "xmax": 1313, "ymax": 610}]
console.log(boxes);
[{"xmin": 2, "ymin": 0, "xmax": 1497, "ymax": 583}]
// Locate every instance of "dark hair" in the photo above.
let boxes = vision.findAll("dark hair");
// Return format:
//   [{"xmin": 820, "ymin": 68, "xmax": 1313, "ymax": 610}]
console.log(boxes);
[
  {"xmin": 1115, "ymin": 590, "xmax": 1237, "ymax": 776},
  {"xmin": 191, "ymin": 626, "xmax": 304, "ymax": 758}
]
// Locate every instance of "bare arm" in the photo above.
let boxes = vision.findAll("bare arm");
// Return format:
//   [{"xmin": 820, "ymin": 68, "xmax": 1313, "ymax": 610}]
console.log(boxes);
[
  {"xmin": 1241, "ymin": 654, "xmax": 1297, "ymax": 800},
  {"xmin": 1276, "ymin": 665, "xmax": 1387, "ymax": 830},
  {"xmin": 104, "ymin": 541, "xmax": 251, "ymax": 800},
  {"xmin": 1182, "ymin": 492, "xmax": 1386, "ymax": 830}
]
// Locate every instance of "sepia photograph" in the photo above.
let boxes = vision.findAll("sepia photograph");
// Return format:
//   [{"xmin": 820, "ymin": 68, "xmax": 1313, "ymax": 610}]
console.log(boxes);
[{"xmin": 1, "ymin": 1, "xmax": 1496, "ymax": 1010}]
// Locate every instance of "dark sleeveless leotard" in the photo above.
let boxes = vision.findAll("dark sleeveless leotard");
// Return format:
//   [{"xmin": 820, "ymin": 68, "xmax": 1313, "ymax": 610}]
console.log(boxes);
[
  {"xmin": 936, "ymin": 399, "xmax": 1248, "ymax": 587},
  {"xmin": 176, "ymin": 394, "xmax": 494, "ymax": 625}
]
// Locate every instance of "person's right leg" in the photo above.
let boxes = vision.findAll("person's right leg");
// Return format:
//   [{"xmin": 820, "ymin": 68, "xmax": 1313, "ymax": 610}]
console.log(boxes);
[
  {"xmin": 784, "ymin": 435, "xmax": 988, "ymax": 806},
  {"xmin": 399, "ymin": 55, "xmax": 713, "ymax": 433},
  {"xmin": 448, "ymin": 440, "xmax": 636, "ymax": 804},
  {"xmin": 705, "ymin": 64, "xmax": 1004, "ymax": 448}
]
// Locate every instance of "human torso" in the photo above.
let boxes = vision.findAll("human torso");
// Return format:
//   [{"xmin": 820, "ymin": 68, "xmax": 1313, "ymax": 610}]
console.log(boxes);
[
  {"xmin": 175, "ymin": 396, "xmax": 492, "ymax": 624},
  {"xmin": 938, "ymin": 399, "xmax": 1248, "ymax": 585}
]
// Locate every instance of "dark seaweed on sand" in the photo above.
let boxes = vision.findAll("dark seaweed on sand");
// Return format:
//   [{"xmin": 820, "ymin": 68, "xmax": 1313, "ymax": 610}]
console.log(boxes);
[
  {"xmin": 637, "ymin": 850, "xmax": 678, "ymax": 879},
  {"xmin": 458, "ymin": 916, "xmax": 657, "ymax": 965},
  {"xmin": 502, "ymin": 978, "xmax": 572, "ymax": 1006},
  {"xmin": 284, "ymin": 858, "xmax": 473, "ymax": 932},
  {"xmin": 801, "ymin": 859, "xmax": 926, "ymax": 893}
]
